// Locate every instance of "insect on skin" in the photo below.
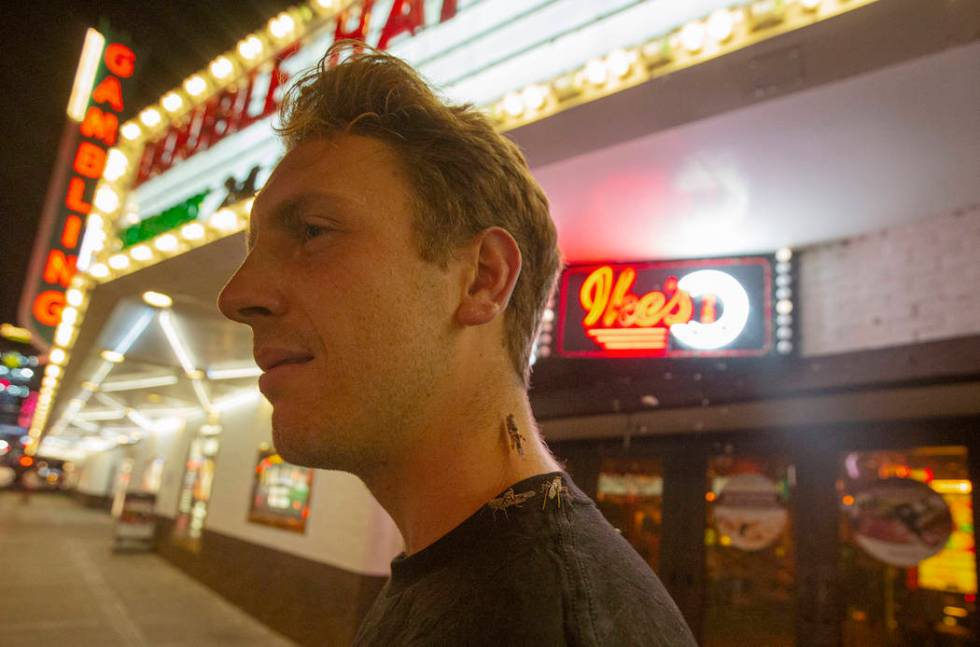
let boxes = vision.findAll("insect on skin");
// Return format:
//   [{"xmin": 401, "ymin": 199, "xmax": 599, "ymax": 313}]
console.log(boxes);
[
  {"xmin": 506, "ymin": 414, "xmax": 525, "ymax": 456},
  {"xmin": 541, "ymin": 476, "xmax": 569, "ymax": 510}
]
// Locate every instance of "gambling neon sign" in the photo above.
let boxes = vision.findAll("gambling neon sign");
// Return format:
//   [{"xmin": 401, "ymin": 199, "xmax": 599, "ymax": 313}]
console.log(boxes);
[
  {"xmin": 19, "ymin": 29, "xmax": 136, "ymax": 348},
  {"xmin": 558, "ymin": 258, "xmax": 773, "ymax": 358}
]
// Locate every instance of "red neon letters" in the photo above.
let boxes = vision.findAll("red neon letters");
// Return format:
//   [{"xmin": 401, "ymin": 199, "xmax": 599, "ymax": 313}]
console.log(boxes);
[
  {"xmin": 30, "ymin": 37, "xmax": 133, "ymax": 338},
  {"xmin": 579, "ymin": 266, "xmax": 694, "ymax": 351},
  {"xmin": 136, "ymin": 0, "xmax": 459, "ymax": 184}
]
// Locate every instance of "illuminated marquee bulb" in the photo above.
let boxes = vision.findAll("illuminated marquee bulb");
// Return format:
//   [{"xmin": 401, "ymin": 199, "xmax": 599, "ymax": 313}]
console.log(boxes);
[
  {"xmin": 209, "ymin": 56, "xmax": 234, "ymax": 80},
  {"xmin": 800, "ymin": 0, "xmax": 821, "ymax": 10},
  {"xmin": 49, "ymin": 348, "xmax": 67, "ymax": 365},
  {"xmin": 584, "ymin": 58, "xmax": 608, "ymax": 86},
  {"xmin": 521, "ymin": 85, "xmax": 549, "ymax": 112},
  {"xmin": 93, "ymin": 186, "xmax": 120, "ymax": 213},
  {"xmin": 45, "ymin": 364, "xmax": 62, "ymax": 379},
  {"xmin": 679, "ymin": 21, "xmax": 706, "ymax": 53},
  {"xmin": 102, "ymin": 149, "xmax": 129, "ymax": 181},
  {"xmin": 502, "ymin": 93, "xmax": 524, "ymax": 118},
  {"xmin": 120, "ymin": 121, "xmax": 142, "ymax": 141},
  {"xmin": 161, "ymin": 91, "xmax": 184, "ymax": 113},
  {"xmin": 180, "ymin": 222, "xmax": 206, "ymax": 241},
  {"xmin": 154, "ymin": 233, "xmax": 179, "ymax": 252},
  {"xmin": 88, "ymin": 263, "xmax": 109, "ymax": 279},
  {"xmin": 313, "ymin": 0, "xmax": 338, "ymax": 12},
  {"xmin": 107, "ymin": 254, "xmax": 130, "ymax": 270},
  {"xmin": 65, "ymin": 288, "xmax": 84, "ymax": 307},
  {"xmin": 209, "ymin": 208, "xmax": 240, "ymax": 232},
  {"xmin": 238, "ymin": 35, "xmax": 264, "ymax": 61},
  {"xmin": 183, "ymin": 75, "xmax": 207, "ymax": 97},
  {"xmin": 706, "ymin": 8, "xmax": 736, "ymax": 42},
  {"xmin": 129, "ymin": 244, "xmax": 153, "ymax": 261},
  {"xmin": 606, "ymin": 49, "xmax": 634, "ymax": 79},
  {"xmin": 269, "ymin": 13, "xmax": 296, "ymax": 40},
  {"xmin": 139, "ymin": 107, "xmax": 162, "ymax": 128}
]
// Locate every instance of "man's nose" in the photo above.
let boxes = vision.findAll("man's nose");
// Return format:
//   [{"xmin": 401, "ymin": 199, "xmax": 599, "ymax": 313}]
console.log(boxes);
[{"xmin": 217, "ymin": 253, "xmax": 286, "ymax": 324}]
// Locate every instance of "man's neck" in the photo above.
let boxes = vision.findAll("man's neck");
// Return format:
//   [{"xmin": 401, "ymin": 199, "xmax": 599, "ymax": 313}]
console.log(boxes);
[{"xmin": 361, "ymin": 388, "xmax": 561, "ymax": 556}]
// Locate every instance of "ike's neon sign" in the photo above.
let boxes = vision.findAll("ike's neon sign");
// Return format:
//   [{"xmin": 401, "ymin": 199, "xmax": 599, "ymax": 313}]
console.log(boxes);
[
  {"xmin": 136, "ymin": 0, "xmax": 459, "ymax": 185},
  {"xmin": 558, "ymin": 258, "xmax": 773, "ymax": 358}
]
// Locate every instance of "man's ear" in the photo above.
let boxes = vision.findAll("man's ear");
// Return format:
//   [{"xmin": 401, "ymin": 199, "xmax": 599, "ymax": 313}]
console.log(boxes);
[{"xmin": 456, "ymin": 227, "xmax": 522, "ymax": 327}]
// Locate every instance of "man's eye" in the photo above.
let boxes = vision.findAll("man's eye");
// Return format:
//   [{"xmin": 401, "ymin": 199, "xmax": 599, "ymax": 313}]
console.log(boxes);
[{"xmin": 303, "ymin": 223, "xmax": 327, "ymax": 240}]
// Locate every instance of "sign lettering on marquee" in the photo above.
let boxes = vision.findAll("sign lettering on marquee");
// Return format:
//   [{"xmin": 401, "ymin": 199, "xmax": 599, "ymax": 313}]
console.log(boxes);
[
  {"xmin": 558, "ymin": 258, "xmax": 774, "ymax": 359},
  {"xmin": 136, "ymin": 0, "xmax": 459, "ymax": 185}
]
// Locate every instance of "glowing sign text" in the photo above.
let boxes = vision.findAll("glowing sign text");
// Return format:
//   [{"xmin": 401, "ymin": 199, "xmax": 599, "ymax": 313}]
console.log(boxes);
[{"xmin": 559, "ymin": 258, "xmax": 773, "ymax": 359}]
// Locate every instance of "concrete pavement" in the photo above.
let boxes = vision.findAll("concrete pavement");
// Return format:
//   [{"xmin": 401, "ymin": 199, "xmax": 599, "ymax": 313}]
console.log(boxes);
[{"xmin": 0, "ymin": 491, "xmax": 296, "ymax": 646}]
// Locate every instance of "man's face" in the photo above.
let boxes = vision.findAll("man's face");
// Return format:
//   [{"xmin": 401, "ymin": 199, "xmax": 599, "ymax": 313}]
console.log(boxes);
[{"xmin": 218, "ymin": 135, "xmax": 457, "ymax": 471}]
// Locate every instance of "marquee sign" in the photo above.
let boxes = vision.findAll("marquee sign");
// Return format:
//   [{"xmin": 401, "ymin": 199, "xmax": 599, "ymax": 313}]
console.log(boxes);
[
  {"xmin": 558, "ymin": 257, "xmax": 774, "ymax": 358},
  {"xmin": 19, "ymin": 29, "xmax": 136, "ymax": 348},
  {"xmin": 136, "ymin": 0, "xmax": 459, "ymax": 185}
]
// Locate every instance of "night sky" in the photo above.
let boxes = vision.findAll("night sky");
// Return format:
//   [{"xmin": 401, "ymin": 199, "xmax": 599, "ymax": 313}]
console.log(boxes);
[{"xmin": 0, "ymin": 1, "xmax": 296, "ymax": 334}]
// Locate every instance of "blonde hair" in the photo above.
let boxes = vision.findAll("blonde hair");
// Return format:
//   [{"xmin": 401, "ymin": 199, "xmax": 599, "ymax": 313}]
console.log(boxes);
[{"xmin": 277, "ymin": 42, "xmax": 561, "ymax": 385}]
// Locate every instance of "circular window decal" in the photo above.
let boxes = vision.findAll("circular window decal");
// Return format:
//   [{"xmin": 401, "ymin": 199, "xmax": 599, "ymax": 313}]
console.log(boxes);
[
  {"xmin": 848, "ymin": 478, "xmax": 953, "ymax": 567},
  {"xmin": 713, "ymin": 473, "xmax": 788, "ymax": 551}
]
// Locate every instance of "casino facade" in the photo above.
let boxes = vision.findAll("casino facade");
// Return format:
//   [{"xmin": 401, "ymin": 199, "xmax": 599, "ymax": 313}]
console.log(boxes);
[{"xmin": 21, "ymin": 1, "xmax": 980, "ymax": 645}]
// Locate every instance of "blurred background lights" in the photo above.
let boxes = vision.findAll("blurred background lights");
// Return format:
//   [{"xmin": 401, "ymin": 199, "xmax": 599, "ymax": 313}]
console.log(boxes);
[
  {"xmin": 183, "ymin": 75, "xmax": 207, "ymax": 97},
  {"xmin": 100, "ymin": 350, "xmax": 125, "ymax": 363},
  {"xmin": 680, "ymin": 21, "xmax": 706, "ymax": 53},
  {"xmin": 93, "ymin": 186, "xmax": 120, "ymax": 213},
  {"xmin": 606, "ymin": 49, "xmax": 634, "ymax": 79},
  {"xmin": 707, "ymin": 8, "xmax": 736, "ymax": 42},
  {"xmin": 269, "ymin": 13, "xmax": 296, "ymax": 39},
  {"xmin": 120, "ymin": 122, "xmax": 142, "ymax": 140},
  {"xmin": 180, "ymin": 222, "xmax": 206, "ymax": 240},
  {"xmin": 102, "ymin": 149, "xmax": 129, "ymax": 181},
  {"xmin": 521, "ymin": 85, "xmax": 549, "ymax": 112},
  {"xmin": 584, "ymin": 58, "xmax": 608, "ymax": 86},
  {"xmin": 161, "ymin": 91, "xmax": 184, "ymax": 112},
  {"xmin": 502, "ymin": 93, "xmax": 524, "ymax": 117},
  {"xmin": 210, "ymin": 208, "xmax": 240, "ymax": 232},
  {"xmin": 142, "ymin": 291, "xmax": 173, "ymax": 308},
  {"xmin": 139, "ymin": 107, "xmax": 162, "ymax": 128},
  {"xmin": 154, "ymin": 233, "xmax": 179, "ymax": 252},
  {"xmin": 209, "ymin": 56, "xmax": 234, "ymax": 80},
  {"xmin": 129, "ymin": 244, "xmax": 153, "ymax": 261},
  {"xmin": 107, "ymin": 254, "xmax": 130, "ymax": 270},
  {"xmin": 238, "ymin": 35, "xmax": 263, "ymax": 60}
]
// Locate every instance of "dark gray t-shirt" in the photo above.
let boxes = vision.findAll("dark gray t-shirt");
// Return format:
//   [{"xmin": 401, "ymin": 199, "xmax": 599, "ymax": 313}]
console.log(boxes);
[{"xmin": 353, "ymin": 471, "xmax": 697, "ymax": 646}]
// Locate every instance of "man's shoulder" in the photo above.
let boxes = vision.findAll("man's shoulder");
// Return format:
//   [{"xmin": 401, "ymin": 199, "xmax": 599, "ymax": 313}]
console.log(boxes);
[{"xmin": 560, "ymin": 500, "xmax": 698, "ymax": 646}]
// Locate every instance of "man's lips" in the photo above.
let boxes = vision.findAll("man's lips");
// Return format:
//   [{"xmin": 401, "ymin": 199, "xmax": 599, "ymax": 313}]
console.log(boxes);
[
  {"xmin": 256, "ymin": 349, "xmax": 314, "ymax": 397},
  {"xmin": 254, "ymin": 348, "xmax": 315, "ymax": 372}
]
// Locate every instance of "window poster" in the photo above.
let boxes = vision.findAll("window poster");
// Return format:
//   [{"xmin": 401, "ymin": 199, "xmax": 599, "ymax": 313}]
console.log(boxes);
[{"xmin": 248, "ymin": 446, "xmax": 314, "ymax": 533}]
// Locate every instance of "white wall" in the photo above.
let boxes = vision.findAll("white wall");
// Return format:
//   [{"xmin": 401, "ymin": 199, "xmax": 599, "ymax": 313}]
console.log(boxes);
[
  {"xmin": 151, "ymin": 396, "xmax": 402, "ymax": 577},
  {"xmin": 75, "ymin": 446, "xmax": 125, "ymax": 497},
  {"xmin": 800, "ymin": 202, "xmax": 980, "ymax": 356}
]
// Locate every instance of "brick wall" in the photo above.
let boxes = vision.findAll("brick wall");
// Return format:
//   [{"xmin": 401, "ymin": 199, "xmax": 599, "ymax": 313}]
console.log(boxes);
[{"xmin": 799, "ymin": 203, "xmax": 980, "ymax": 357}]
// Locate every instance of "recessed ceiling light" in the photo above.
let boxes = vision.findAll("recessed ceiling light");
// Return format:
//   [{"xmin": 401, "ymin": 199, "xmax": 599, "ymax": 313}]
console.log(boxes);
[{"xmin": 142, "ymin": 291, "xmax": 173, "ymax": 308}]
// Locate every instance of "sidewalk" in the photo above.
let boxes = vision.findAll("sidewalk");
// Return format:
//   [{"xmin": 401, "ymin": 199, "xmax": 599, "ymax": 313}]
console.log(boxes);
[{"xmin": 0, "ymin": 491, "xmax": 296, "ymax": 646}]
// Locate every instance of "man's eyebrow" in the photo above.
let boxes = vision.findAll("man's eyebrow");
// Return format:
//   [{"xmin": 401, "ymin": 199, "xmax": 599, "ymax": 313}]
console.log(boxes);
[{"xmin": 246, "ymin": 191, "xmax": 352, "ymax": 252}]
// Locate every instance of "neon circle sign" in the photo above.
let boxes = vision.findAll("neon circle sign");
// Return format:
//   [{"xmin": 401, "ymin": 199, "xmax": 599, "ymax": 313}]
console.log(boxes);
[{"xmin": 557, "ymin": 257, "xmax": 773, "ymax": 359}]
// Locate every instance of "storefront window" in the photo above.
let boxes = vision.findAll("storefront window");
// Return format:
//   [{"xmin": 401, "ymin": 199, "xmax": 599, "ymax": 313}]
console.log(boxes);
[
  {"xmin": 595, "ymin": 457, "xmax": 663, "ymax": 570},
  {"xmin": 703, "ymin": 452, "xmax": 796, "ymax": 646},
  {"xmin": 248, "ymin": 445, "xmax": 314, "ymax": 533},
  {"xmin": 173, "ymin": 431, "xmax": 221, "ymax": 550},
  {"xmin": 839, "ymin": 446, "xmax": 977, "ymax": 645}
]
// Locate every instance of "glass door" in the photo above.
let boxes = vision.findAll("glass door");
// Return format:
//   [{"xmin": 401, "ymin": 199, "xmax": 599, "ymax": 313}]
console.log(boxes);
[
  {"xmin": 838, "ymin": 445, "xmax": 977, "ymax": 645},
  {"xmin": 702, "ymin": 448, "xmax": 797, "ymax": 647}
]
